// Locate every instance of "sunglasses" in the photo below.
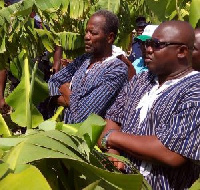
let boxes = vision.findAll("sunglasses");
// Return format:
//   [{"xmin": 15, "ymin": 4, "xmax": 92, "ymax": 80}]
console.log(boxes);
[{"xmin": 144, "ymin": 38, "xmax": 189, "ymax": 50}]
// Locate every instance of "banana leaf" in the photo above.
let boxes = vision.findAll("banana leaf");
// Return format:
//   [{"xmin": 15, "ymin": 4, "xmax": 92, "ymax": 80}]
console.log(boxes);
[
  {"xmin": 0, "ymin": 114, "xmax": 11, "ymax": 137},
  {"xmin": 0, "ymin": 164, "xmax": 52, "ymax": 190},
  {"xmin": 2, "ymin": 129, "xmax": 144, "ymax": 189},
  {"xmin": 189, "ymin": 0, "xmax": 200, "ymax": 27}
]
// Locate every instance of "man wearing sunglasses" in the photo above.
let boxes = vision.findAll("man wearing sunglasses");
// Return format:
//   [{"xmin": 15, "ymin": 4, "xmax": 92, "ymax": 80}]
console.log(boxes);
[{"xmin": 98, "ymin": 21, "xmax": 200, "ymax": 189}]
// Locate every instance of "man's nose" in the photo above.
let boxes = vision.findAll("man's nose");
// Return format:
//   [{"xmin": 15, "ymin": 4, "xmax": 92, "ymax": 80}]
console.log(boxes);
[
  {"xmin": 145, "ymin": 45, "xmax": 154, "ymax": 53},
  {"xmin": 84, "ymin": 32, "xmax": 91, "ymax": 40}
]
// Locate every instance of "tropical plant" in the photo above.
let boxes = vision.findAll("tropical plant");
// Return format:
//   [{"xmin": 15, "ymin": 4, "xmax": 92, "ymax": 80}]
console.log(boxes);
[{"xmin": 0, "ymin": 113, "xmax": 151, "ymax": 190}]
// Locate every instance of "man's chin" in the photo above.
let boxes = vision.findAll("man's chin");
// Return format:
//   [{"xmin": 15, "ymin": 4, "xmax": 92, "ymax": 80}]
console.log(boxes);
[{"xmin": 85, "ymin": 49, "xmax": 93, "ymax": 54}]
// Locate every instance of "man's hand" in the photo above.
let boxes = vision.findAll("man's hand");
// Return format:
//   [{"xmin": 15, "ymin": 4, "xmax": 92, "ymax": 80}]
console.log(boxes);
[
  {"xmin": 60, "ymin": 59, "xmax": 72, "ymax": 67},
  {"xmin": 107, "ymin": 148, "xmax": 125, "ymax": 171},
  {"xmin": 117, "ymin": 54, "xmax": 136, "ymax": 80},
  {"xmin": 0, "ymin": 97, "xmax": 6, "ymax": 108},
  {"xmin": 0, "ymin": 98, "xmax": 10, "ymax": 114},
  {"xmin": 58, "ymin": 83, "xmax": 72, "ymax": 106}
]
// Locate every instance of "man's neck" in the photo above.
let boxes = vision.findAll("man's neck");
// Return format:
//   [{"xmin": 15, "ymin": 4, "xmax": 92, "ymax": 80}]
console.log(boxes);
[
  {"xmin": 158, "ymin": 66, "xmax": 193, "ymax": 86},
  {"xmin": 90, "ymin": 49, "xmax": 112, "ymax": 64}
]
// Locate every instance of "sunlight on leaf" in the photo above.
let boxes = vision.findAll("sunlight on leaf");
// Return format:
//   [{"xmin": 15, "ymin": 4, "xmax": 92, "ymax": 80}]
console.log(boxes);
[{"xmin": 0, "ymin": 164, "xmax": 52, "ymax": 190}]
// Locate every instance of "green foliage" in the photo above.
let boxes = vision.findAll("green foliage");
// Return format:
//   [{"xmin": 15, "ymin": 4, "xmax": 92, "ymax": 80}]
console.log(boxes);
[
  {"xmin": 5, "ymin": 49, "xmax": 46, "ymax": 128},
  {"xmin": 189, "ymin": 0, "xmax": 200, "ymax": 27},
  {"xmin": 0, "ymin": 164, "xmax": 52, "ymax": 190},
  {"xmin": 189, "ymin": 177, "xmax": 200, "ymax": 190},
  {"xmin": 0, "ymin": 114, "xmax": 146, "ymax": 190},
  {"xmin": 0, "ymin": 114, "xmax": 11, "ymax": 137}
]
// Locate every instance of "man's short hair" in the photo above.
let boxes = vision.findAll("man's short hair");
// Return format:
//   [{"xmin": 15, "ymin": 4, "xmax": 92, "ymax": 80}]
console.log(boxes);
[
  {"xmin": 92, "ymin": 10, "xmax": 119, "ymax": 39},
  {"xmin": 136, "ymin": 16, "xmax": 148, "ymax": 27},
  {"xmin": 4, "ymin": 0, "xmax": 21, "ymax": 4}
]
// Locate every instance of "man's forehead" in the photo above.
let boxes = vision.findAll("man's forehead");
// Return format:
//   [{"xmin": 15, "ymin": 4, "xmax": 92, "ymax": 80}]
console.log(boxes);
[
  {"xmin": 88, "ymin": 15, "xmax": 106, "ymax": 25},
  {"xmin": 195, "ymin": 31, "xmax": 200, "ymax": 38},
  {"xmin": 195, "ymin": 32, "xmax": 200, "ymax": 45},
  {"xmin": 152, "ymin": 26, "xmax": 180, "ymax": 40}
]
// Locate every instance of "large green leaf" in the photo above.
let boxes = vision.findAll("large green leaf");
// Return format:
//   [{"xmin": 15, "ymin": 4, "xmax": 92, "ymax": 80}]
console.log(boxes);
[
  {"xmin": 189, "ymin": 177, "xmax": 200, "ymax": 190},
  {"xmin": 0, "ymin": 138, "xmax": 26, "ymax": 151},
  {"xmin": 165, "ymin": 0, "xmax": 176, "ymax": 18},
  {"xmin": 0, "ymin": 162, "xmax": 10, "ymax": 179},
  {"xmin": 77, "ymin": 114, "xmax": 106, "ymax": 149},
  {"xmin": 82, "ymin": 180, "xmax": 101, "ymax": 190},
  {"xmin": 0, "ymin": 114, "xmax": 11, "ymax": 137},
  {"xmin": 15, "ymin": 0, "xmax": 34, "ymax": 16},
  {"xmin": 145, "ymin": 0, "xmax": 169, "ymax": 21},
  {"xmin": 31, "ymin": 77, "xmax": 49, "ymax": 105},
  {"xmin": 69, "ymin": 0, "xmax": 89, "ymax": 19},
  {"xmin": 2, "ymin": 129, "xmax": 144, "ymax": 189},
  {"xmin": 6, "ymin": 50, "xmax": 44, "ymax": 128},
  {"xmin": 63, "ymin": 159, "xmax": 143, "ymax": 190},
  {"xmin": 35, "ymin": 0, "xmax": 61, "ymax": 11},
  {"xmin": 60, "ymin": 0, "xmax": 70, "ymax": 14},
  {"xmin": 0, "ymin": 164, "xmax": 52, "ymax": 190},
  {"xmin": 35, "ymin": 29, "xmax": 54, "ymax": 52},
  {"xmin": 96, "ymin": 0, "xmax": 120, "ymax": 14},
  {"xmin": 0, "ymin": 33, "xmax": 6, "ymax": 53},
  {"xmin": 189, "ymin": 0, "xmax": 200, "ymax": 27},
  {"xmin": 3, "ymin": 130, "xmax": 87, "ymax": 170}
]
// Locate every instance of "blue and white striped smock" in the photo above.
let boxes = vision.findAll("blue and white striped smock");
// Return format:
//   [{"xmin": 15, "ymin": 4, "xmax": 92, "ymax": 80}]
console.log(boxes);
[
  {"xmin": 48, "ymin": 53, "xmax": 128, "ymax": 124},
  {"xmin": 106, "ymin": 71, "xmax": 200, "ymax": 190}
]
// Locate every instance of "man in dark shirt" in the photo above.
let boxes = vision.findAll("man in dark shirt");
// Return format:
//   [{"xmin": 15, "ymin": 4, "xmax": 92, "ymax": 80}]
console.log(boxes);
[{"xmin": 128, "ymin": 16, "xmax": 148, "ymax": 62}]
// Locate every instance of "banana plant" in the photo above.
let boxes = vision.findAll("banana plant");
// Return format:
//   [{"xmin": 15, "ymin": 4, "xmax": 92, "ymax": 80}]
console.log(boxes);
[
  {"xmin": 144, "ymin": 0, "xmax": 200, "ymax": 27},
  {"xmin": 0, "ymin": 114, "xmax": 150, "ymax": 190},
  {"xmin": 0, "ymin": 113, "xmax": 11, "ymax": 137},
  {"xmin": 6, "ymin": 49, "xmax": 47, "ymax": 128}
]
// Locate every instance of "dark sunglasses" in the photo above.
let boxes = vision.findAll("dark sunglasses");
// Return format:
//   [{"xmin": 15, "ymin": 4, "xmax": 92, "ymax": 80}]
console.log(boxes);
[{"xmin": 145, "ymin": 38, "xmax": 189, "ymax": 50}]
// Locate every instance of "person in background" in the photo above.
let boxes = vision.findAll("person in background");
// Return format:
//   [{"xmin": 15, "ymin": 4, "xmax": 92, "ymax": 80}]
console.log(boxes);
[
  {"xmin": 48, "ymin": 10, "xmax": 129, "ymax": 124},
  {"xmin": 0, "ymin": 69, "xmax": 10, "ymax": 113},
  {"xmin": 98, "ymin": 20, "xmax": 200, "ymax": 189},
  {"xmin": 0, "ymin": 0, "xmax": 22, "ymax": 113},
  {"xmin": 0, "ymin": 70, "xmax": 7, "ymax": 109},
  {"xmin": 128, "ymin": 16, "xmax": 148, "ymax": 63},
  {"xmin": 133, "ymin": 25, "xmax": 158, "ymax": 74},
  {"xmin": 4, "ymin": 0, "xmax": 19, "ymax": 6},
  {"xmin": 192, "ymin": 28, "xmax": 200, "ymax": 71}
]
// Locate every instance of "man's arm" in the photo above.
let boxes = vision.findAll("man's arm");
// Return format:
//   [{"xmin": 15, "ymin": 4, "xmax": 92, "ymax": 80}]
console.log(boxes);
[
  {"xmin": 99, "ymin": 119, "xmax": 187, "ymax": 168},
  {"xmin": 58, "ymin": 82, "xmax": 72, "ymax": 106},
  {"xmin": 117, "ymin": 55, "xmax": 136, "ymax": 80},
  {"xmin": 48, "ymin": 55, "xmax": 87, "ymax": 108},
  {"xmin": 0, "ymin": 69, "xmax": 7, "ymax": 109},
  {"xmin": 52, "ymin": 45, "xmax": 62, "ymax": 73}
]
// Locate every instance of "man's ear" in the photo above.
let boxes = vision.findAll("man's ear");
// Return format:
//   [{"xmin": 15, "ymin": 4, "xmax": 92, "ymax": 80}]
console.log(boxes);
[
  {"xmin": 107, "ymin": 32, "xmax": 115, "ymax": 44},
  {"xmin": 177, "ymin": 45, "xmax": 188, "ymax": 59}
]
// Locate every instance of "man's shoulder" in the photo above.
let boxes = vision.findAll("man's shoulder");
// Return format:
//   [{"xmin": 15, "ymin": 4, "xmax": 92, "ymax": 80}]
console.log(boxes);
[
  {"xmin": 128, "ymin": 71, "xmax": 154, "ymax": 90},
  {"xmin": 76, "ymin": 53, "xmax": 91, "ymax": 60},
  {"xmin": 73, "ymin": 53, "xmax": 91, "ymax": 64},
  {"xmin": 182, "ymin": 71, "xmax": 200, "ymax": 85},
  {"xmin": 131, "ymin": 71, "xmax": 153, "ymax": 82}
]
